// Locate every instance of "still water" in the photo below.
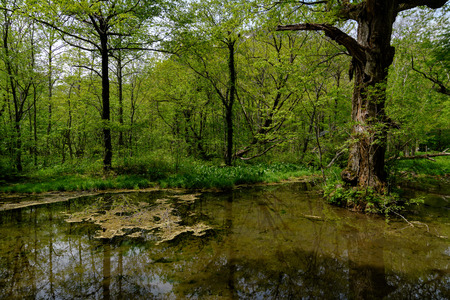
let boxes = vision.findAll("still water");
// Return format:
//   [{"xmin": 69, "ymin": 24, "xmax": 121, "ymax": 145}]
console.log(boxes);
[{"xmin": 0, "ymin": 182, "xmax": 448, "ymax": 299}]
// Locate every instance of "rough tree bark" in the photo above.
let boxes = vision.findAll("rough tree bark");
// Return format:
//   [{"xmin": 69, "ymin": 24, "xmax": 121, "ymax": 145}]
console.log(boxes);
[{"xmin": 277, "ymin": 0, "xmax": 447, "ymax": 193}]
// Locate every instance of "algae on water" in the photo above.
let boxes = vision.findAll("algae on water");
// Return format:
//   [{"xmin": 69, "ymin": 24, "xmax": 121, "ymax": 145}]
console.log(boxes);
[{"xmin": 64, "ymin": 194, "xmax": 212, "ymax": 243}]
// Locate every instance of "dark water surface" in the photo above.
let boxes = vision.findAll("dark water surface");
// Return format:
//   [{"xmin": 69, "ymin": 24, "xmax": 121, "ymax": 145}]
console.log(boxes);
[{"xmin": 0, "ymin": 182, "xmax": 448, "ymax": 299}]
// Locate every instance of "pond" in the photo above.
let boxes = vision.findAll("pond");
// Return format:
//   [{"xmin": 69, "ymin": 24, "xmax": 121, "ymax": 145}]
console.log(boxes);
[{"xmin": 0, "ymin": 182, "xmax": 448, "ymax": 299}]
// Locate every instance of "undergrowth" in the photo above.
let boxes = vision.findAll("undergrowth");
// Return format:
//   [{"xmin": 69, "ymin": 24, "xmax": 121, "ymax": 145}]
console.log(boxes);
[
  {"xmin": 0, "ymin": 174, "xmax": 154, "ymax": 193},
  {"xmin": 159, "ymin": 163, "xmax": 315, "ymax": 189},
  {"xmin": 321, "ymin": 156, "xmax": 448, "ymax": 214},
  {"xmin": 392, "ymin": 156, "xmax": 449, "ymax": 177},
  {"xmin": 0, "ymin": 160, "xmax": 316, "ymax": 193},
  {"xmin": 323, "ymin": 180, "xmax": 424, "ymax": 215}
]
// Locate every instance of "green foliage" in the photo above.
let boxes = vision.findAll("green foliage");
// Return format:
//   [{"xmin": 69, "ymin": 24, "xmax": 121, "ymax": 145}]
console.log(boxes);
[
  {"xmin": 0, "ymin": 173, "xmax": 154, "ymax": 193},
  {"xmin": 0, "ymin": 0, "xmax": 448, "ymax": 209},
  {"xmin": 323, "ymin": 181, "xmax": 424, "ymax": 215},
  {"xmin": 0, "ymin": 158, "xmax": 315, "ymax": 193},
  {"xmin": 159, "ymin": 163, "xmax": 315, "ymax": 189},
  {"xmin": 393, "ymin": 156, "xmax": 450, "ymax": 177}
]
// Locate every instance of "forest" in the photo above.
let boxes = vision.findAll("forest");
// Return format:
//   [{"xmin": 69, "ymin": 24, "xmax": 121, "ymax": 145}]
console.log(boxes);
[
  {"xmin": 0, "ymin": 0, "xmax": 449, "ymax": 209},
  {"xmin": 0, "ymin": 2, "xmax": 449, "ymax": 297}
]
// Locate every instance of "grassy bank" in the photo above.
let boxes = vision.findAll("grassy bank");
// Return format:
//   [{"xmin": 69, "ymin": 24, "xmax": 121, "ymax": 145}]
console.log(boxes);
[
  {"xmin": 0, "ymin": 161, "xmax": 317, "ymax": 194},
  {"xmin": 390, "ymin": 156, "xmax": 450, "ymax": 194},
  {"xmin": 391, "ymin": 155, "xmax": 449, "ymax": 177}
]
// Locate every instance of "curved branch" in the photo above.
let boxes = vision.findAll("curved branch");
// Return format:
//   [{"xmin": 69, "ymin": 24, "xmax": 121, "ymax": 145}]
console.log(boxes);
[
  {"xmin": 273, "ymin": 1, "xmax": 328, "ymax": 4},
  {"xmin": 397, "ymin": 0, "xmax": 448, "ymax": 12},
  {"xmin": 338, "ymin": 2, "xmax": 365, "ymax": 21},
  {"xmin": 73, "ymin": 65, "xmax": 102, "ymax": 77},
  {"xmin": 276, "ymin": 23, "xmax": 366, "ymax": 63},
  {"xmin": 411, "ymin": 57, "xmax": 450, "ymax": 96}
]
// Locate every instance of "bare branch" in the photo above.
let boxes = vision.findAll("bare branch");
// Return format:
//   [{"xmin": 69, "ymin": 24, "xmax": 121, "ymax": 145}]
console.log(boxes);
[
  {"xmin": 61, "ymin": 35, "xmax": 98, "ymax": 52},
  {"xmin": 276, "ymin": 23, "xmax": 366, "ymax": 63},
  {"xmin": 273, "ymin": 1, "xmax": 328, "ymax": 5},
  {"xmin": 110, "ymin": 46, "xmax": 172, "ymax": 54},
  {"xmin": 238, "ymin": 140, "xmax": 285, "ymax": 161},
  {"xmin": 30, "ymin": 15, "xmax": 101, "ymax": 50},
  {"xmin": 411, "ymin": 57, "xmax": 450, "ymax": 96},
  {"xmin": 326, "ymin": 149, "xmax": 346, "ymax": 168},
  {"xmin": 397, "ymin": 0, "xmax": 448, "ymax": 12},
  {"xmin": 395, "ymin": 152, "xmax": 450, "ymax": 161},
  {"xmin": 73, "ymin": 65, "xmax": 102, "ymax": 77}
]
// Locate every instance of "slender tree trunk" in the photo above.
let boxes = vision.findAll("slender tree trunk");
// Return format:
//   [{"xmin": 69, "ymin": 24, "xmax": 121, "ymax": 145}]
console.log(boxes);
[
  {"xmin": 33, "ymin": 85, "xmax": 38, "ymax": 166},
  {"xmin": 117, "ymin": 52, "xmax": 124, "ymax": 148},
  {"xmin": 31, "ymin": 23, "xmax": 37, "ymax": 166},
  {"xmin": 14, "ymin": 119, "xmax": 22, "ymax": 171},
  {"xmin": 3, "ymin": 12, "xmax": 23, "ymax": 171},
  {"xmin": 67, "ymin": 92, "xmax": 73, "ymax": 160},
  {"xmin": 47, "ymin": 35, "xmax": 54, "ymax": 163},
  {"xmin": 100, "ymin": 33, "xmax": 112, "ymax": 170},
  {"xmin": 225, "ymin": 40, "xmax": 237, "ymax": 166}
]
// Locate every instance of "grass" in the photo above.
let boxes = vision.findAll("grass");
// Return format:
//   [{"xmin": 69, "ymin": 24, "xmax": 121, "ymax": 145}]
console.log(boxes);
[
  {"xmin": 0, "ymin": 174, "xmax": 154, "ymax": 193},
  {"xmin": 159, "ymin": 163, "xmax": 316, "ymax": 189},
  {"xmin": 0, "ymin": 160, "xmax": 317, "ymax": 193},
  {"xmin": 392, "ymin": 155, "xmax": 450, "ymax": 177},
  {"xmin": 389, "ymin": 155, "xmax": 450, "ymax": 194},
  {"xmin": 1, "ymin": 152, "xmax": 446, "ymax": 196}
]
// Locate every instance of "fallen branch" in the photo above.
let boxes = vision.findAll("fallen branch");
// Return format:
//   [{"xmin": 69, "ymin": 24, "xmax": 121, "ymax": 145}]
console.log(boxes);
[
  {"xmin": 326, "ymin": 149, "xmax": 346, "ymax": 168},
  {"xmin": 392, "ymin": 211, "xmax": 414, "ymax": 227},
  {"xmin": 396, "ymin": 152, "xmax": 449, "ymax": 161},
  {"xmin": 387, "ymin": 150, "xmax": 449, "ymax": 162}
]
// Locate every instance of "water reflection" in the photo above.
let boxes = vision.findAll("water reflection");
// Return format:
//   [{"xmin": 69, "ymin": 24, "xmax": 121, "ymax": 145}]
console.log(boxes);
[{"xmin": 0, "ymin": 183, "xmax": 449, "ymax": 299}]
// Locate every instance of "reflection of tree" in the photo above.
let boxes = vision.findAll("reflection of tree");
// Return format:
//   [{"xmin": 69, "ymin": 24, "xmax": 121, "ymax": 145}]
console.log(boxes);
[
  {"xmin": 173, "ymin": 187, "xmax": 350, "ymax": 298},
  {"xmin": 102, "ymin": 242, "xmax": 111, "ymax": 300},
  {"xmin": 0, "ymin": 209, "xmax": 40, "ymax": 299},
  {"xmin": 1, "ymin": 186, "xmax": 449, "ymax": 298},
  {"xmin": 224, "ymin": 193, "xmax": 237, "ymax": 299},
  {"xmin": 346, "ymin": 229, "xmax": 395, "ymax": 299},
  {"xmin": 46, "ymin": 206, "xmax": 56, "ymax": 300}
]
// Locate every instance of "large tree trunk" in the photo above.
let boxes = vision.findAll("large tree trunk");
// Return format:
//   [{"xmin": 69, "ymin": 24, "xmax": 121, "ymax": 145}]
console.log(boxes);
[{"xmin": 341, "ymin": 2, "xmax": 397, "ymax": 192}]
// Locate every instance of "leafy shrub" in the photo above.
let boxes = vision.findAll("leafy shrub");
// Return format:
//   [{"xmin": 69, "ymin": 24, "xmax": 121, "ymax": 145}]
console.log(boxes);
[{"xmin": 324, "ymin": 180, "xmax": 424, "ymax": 215}]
